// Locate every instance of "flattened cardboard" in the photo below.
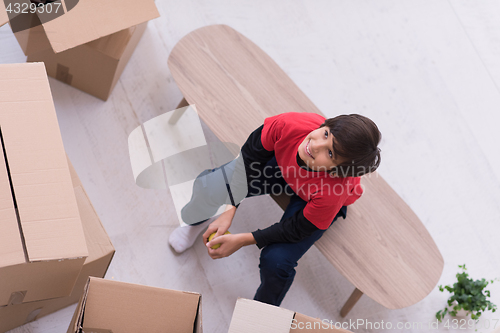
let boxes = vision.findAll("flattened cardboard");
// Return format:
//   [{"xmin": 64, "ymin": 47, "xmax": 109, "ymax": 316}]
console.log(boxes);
[
  {"xmin": 69, "ymin": 277, "xmax": 202, "ymax": 333},
  {"xmin": 0, "ymin": 63, "xmax": 88, "ymax": 307},
  {"xmin": 41, "ymin": 0, "xmax": 159, "ymax": 53},
  {"xmin": 27, "ymin": 22, "xmax": 148, "ymax": 100},
  {"xmin": 0, "ymin": 156, "xmax": 115, "ymax": 333}
]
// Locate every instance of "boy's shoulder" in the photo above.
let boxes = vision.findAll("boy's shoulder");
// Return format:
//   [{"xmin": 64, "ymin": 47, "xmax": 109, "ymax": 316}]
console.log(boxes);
[{"xmin": 267, "ymin": 112, "xmax": 325, "ymax": 125}]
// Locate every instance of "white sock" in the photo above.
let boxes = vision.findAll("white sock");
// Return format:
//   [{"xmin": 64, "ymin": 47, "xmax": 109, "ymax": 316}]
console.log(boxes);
[{"xmin": 169, "ymin": 219, "xmax": 212, "ymax": 253}]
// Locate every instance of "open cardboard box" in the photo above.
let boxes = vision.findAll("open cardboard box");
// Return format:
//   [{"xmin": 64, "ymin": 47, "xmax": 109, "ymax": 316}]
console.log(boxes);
[
  {"xmin": 0, "ymin": 62, "xmax": 88, "ymax": 307},
  {"xmin": 68, "ymin": 277, "xmax": 203, "ymax": 333},
  {"xmin": 0, "ymin": 156, "xmax": 115, "ymax": 333},
  {"xmin": 3, "ymin": 0, "xmax": 159, "ymax": 100},
  {"xmin": 27, "ymin": 21, "xmax": 150, "ymax": 100},
  {"xmin": 228, "ymin": 298, "xmax": 354, "ymax": 333},
  {"xmin": 7, "ymin": 0, "xmax": 159, "ymax": 54}
]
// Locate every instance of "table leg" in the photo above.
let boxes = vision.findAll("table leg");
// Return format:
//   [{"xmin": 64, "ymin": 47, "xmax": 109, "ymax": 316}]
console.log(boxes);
[
  {"xmin": 340, "ymin": 288, "xmax": 363, "ymax": 317},
  {"xmin": 168, "ymin": 98, "xmax": 189, "ymax": 124}
]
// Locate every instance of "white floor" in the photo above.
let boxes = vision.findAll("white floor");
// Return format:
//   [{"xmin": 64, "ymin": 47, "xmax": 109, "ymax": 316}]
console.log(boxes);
[{"xmin": 1, "ymin": 1, "xmax": 500, "ymax": 332}]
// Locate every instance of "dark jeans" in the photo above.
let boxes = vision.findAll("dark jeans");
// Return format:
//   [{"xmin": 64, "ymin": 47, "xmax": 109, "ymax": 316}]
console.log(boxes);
[{"xmin": 247, "ymin": 156, "xmax": 344, "ymax": 306}]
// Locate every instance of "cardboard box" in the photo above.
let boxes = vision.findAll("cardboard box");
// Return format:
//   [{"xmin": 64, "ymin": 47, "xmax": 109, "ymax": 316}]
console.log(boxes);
[
  {"xmin": 27, "ymin": 21, "xmax": 149, "ymax": 101},
  {"xmin": 0, "ymin": 1, "xmax": 8, "ymax": 28},
  {"xmin": 68, "ymin": 277, "xmax": 203, "ymax": 333},
  {"xmin": 0, "ymin": 156, "xmax": 115, "ymax": 333},
  {"xmin": 9, "ymin": 0, "xmax": 159, "ymax": 54},
  {"xmin": 0, "ymin": 62, "xmax": 88, "ymax": 307},
  {"xmin": 7, "ymin": 0, "xmax": 159, "ymax": 100},
  {"xmin": 228, "ymin": 298, "xmax": 353, "ymax": 333}
]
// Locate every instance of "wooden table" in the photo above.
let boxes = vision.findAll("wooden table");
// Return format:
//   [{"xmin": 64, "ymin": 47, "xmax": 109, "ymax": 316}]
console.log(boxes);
[{"xmin": 168, "ymin": 24, "xmax": 443, "ymax": 316}]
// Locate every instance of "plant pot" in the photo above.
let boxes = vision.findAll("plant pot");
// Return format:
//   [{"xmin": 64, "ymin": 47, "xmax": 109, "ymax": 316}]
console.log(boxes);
[{"xmin": 451, "ymin": 301, "xmax": 470, "ymax": 318}]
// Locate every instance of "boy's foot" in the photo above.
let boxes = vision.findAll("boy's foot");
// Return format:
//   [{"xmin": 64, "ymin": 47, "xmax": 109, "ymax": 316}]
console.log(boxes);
[{"xmin": 169, "ymin": 219, "xmax": 212, "ymax": 253}]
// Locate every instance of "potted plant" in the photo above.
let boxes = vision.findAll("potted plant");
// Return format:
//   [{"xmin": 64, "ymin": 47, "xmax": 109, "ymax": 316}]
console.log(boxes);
[{"xmin": 436, "ymin": 264, "xmax": 497, "ymax": 321}]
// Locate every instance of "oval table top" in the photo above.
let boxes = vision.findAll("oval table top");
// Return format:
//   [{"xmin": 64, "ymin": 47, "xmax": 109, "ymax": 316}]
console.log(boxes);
[{"xmin": 168, "ymin": 24, "xmax": 443, "ymax": 310}]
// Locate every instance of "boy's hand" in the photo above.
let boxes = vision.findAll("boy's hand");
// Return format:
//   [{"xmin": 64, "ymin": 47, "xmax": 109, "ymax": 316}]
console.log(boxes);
[
  {"xmin": 202, "ymin": 206, "xmax": 236, "ymax": 243},
  {"xmin": 206, "ymin": 233, "xmax": 257, "ymax": 259},
  {"xmin": 206, "ymin": 233, "xmax": 244, "ymax": 259}
]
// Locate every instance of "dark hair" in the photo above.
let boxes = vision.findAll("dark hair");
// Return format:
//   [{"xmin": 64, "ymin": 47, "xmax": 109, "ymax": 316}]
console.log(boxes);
[{"xmin": 320, "ymin": 114, "xmax": 381, "ymax": 177}]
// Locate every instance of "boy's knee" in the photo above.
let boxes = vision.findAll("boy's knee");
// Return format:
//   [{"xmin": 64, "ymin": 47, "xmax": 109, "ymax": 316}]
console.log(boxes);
[{"xmin": 259, "ymin": 246, "xmax": 297, "ymax": 276}]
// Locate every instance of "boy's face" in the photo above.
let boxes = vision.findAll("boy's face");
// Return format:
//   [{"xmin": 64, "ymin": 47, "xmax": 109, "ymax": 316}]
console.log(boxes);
[{"xmin": 297, "ymin": 126, "xmax": 346, "ymax": 172}]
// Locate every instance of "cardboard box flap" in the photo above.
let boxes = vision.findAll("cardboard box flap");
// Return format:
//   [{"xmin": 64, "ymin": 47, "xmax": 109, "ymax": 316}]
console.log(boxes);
[
  {"xmin": 74, "ymin": 185, "xmax": 114, "ymax": 263},
  {"xmin": 73, "ymin": 277, "xmax": 92, "ymax": 333},
  {"xmin": 0, "ymin": 134, "xmax": 25, "ymax": 268},
  {"xmin": 228, "ymin": 298, "xmax": 294, "ymax": 333},
  {"xmin": 80, "ymin": 278, "xmax": 200, "ymax": 333},
  {"xmin": 0, "ymin": 1, "xmax": 8, "ymax": 28},
  {"xmin": 67, "ymin": 155, "xmax": 83, "ymax": 188},
  {"xmin": 87, "ymin": 25, "xmax": 136, "ymax": 60},
  {"xmin": 41, "ymin": 0, "xmax": 159, "ymax": 53},
  {"xmin": 0, "ymin": 63, "xmax": 88, "ymax": 262},
  {"xmin": 66, "ymin": 156, "xmax": 114, "ymax": 263}
]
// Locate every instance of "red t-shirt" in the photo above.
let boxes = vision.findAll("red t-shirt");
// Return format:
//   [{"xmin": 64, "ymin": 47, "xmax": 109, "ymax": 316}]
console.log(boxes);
[{"xmin": 261, "ymin": 112, "xmax": 363, "ymax": 229}]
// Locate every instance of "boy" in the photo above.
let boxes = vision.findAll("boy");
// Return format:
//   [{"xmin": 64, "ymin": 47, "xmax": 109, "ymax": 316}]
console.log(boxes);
[{"xmin": 169, "ymin": 111, "xmax": 381, "ymax": 306}]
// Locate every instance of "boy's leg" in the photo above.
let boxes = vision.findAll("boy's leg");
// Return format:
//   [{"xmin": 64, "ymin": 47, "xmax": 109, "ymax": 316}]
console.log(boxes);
[
  {"xmin": 183, "ymin": 154, "xmax": 291, "ymax": 220},
  {"xmin": 181, "ymin": 150, "xmax": 251, "ymax": 224},
  {"xmin": 170, "ymin": 162, "xmax": 234, "ymax": 253},
  {"xmin": 254, "ymin": 228, "xmax": 326, "ymax": 306},
  {"xmin": 181, "ymin": 164, "xmax": 234, "ymax": 225},
  {"xmin": 170, "ymin": 154, "xmax": 247, "ymax": 253},
  {"xmin": 170, "ymin": 154, "xmax": 290, "ymax": 253},
  {"xmin": 254, "ymin": 195, "xmax": 345, "ymax": 306}
]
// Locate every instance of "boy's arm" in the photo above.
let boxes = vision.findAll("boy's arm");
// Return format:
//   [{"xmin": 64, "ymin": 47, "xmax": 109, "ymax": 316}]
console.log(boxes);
[
  {"xmin": 250, "ymin": 205, "xmax": 347, "ymax": 249},
  {"xmin": 251, "ymin": 208, "xmax": 320, "ymax": 249},
  {"xmin": 238, "ymin": 233, "xmax": 257, "ymax": 246}
]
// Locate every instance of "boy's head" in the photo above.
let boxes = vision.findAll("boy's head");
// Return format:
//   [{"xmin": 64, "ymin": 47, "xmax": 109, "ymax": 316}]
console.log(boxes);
[{"xmin": 321, "ymin": 114, "xmax": 381, "ymax": 177}]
